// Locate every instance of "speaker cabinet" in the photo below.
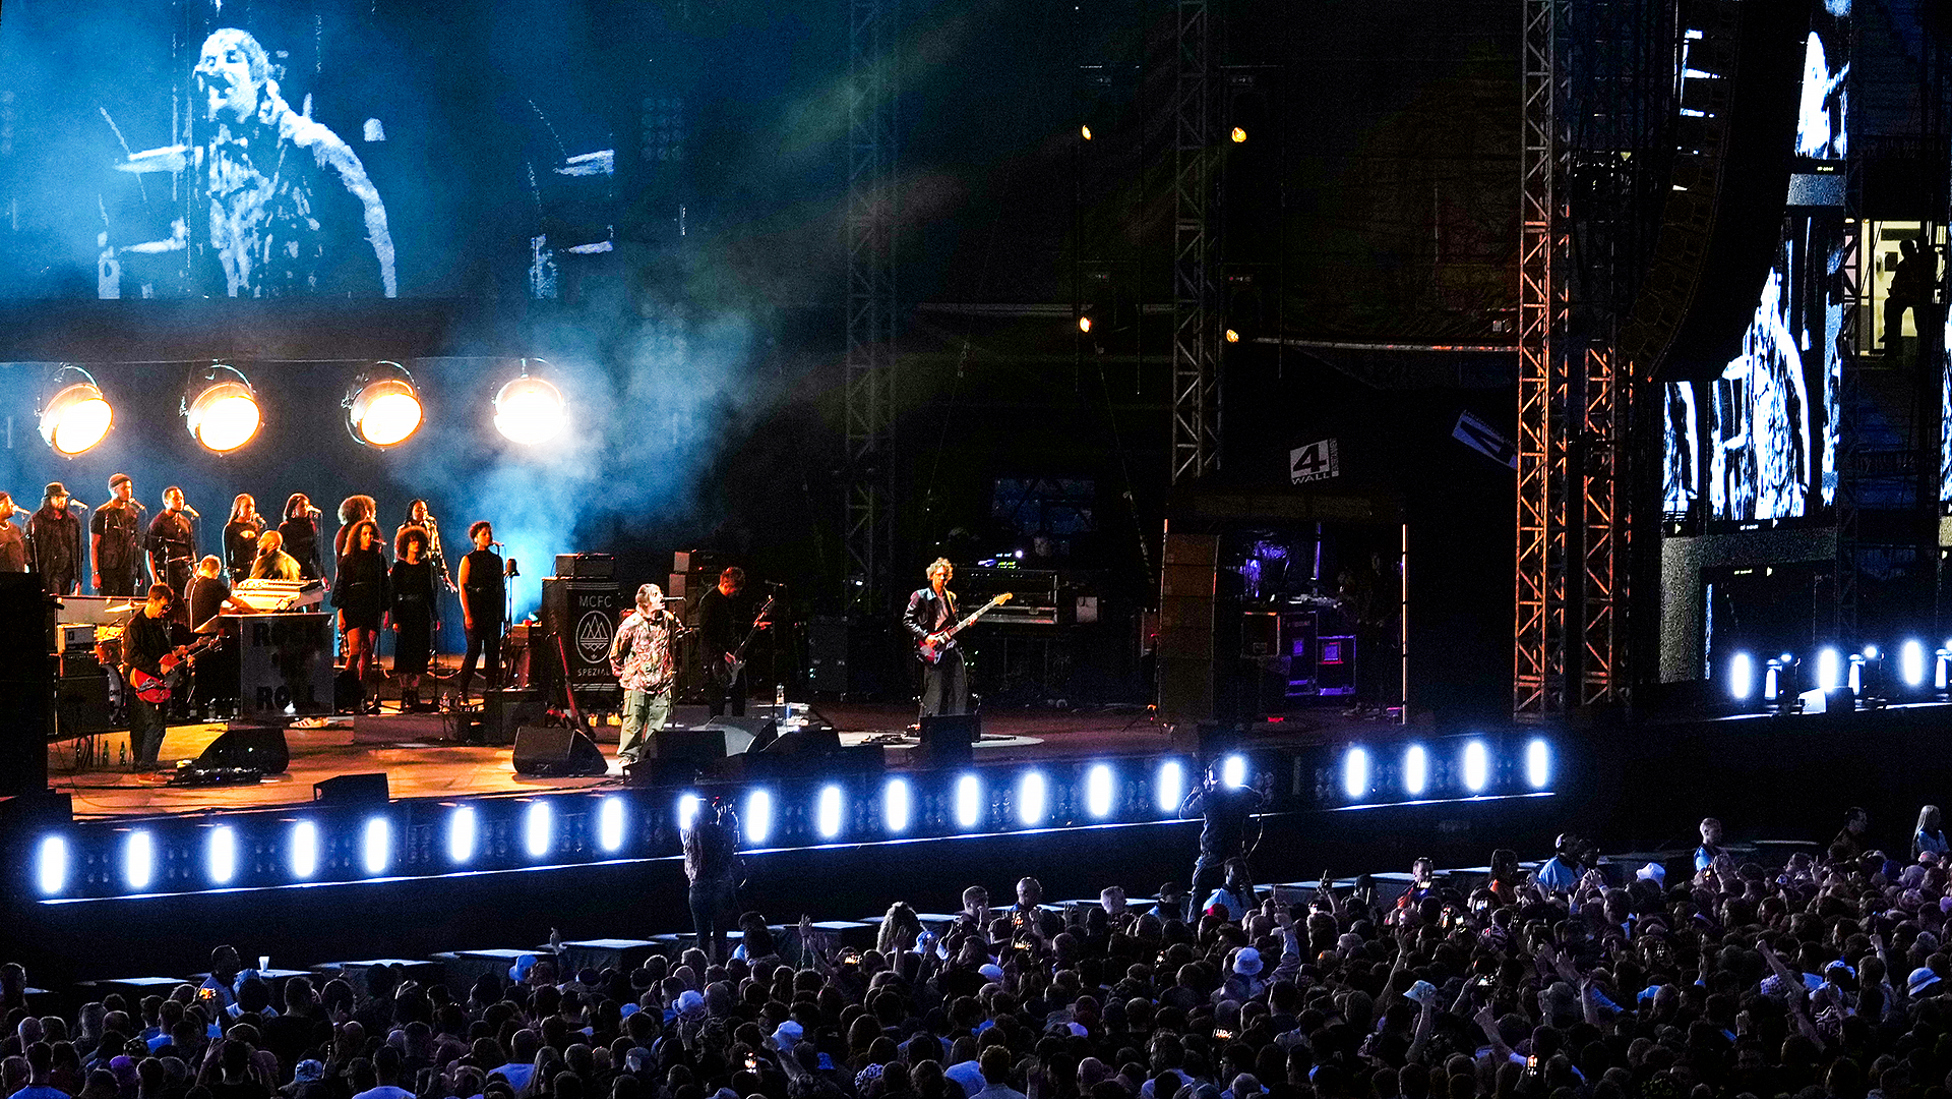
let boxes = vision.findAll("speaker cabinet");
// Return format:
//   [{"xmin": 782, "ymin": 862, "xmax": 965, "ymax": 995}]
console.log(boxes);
[
  {"xmin": 512, "ymin": 726, "xmax": 609, "ymax": 777},
  {"xmin": 917, "ymin": 713, "xmax": 979, "ymax": 766},
  {"xmin": 314, "ymin": 772, "xmax": 389, "ymax": 804},
  {"xmin": 482, "ymin": 689, "xmax": 545, "ymax": 746},
  {"xmin": 193, "ymin": 727, "xmax": 290, "ymax": 774}
]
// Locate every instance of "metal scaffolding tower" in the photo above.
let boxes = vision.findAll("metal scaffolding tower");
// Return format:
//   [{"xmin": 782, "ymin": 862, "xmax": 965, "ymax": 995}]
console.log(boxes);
[
  {"xmin": 844, "ymin": 0, "xmax": 898, "ymax": 611},
  {"xmin": 1171, "ymin": 0, "xmax": 1221, "ymax": 484}
]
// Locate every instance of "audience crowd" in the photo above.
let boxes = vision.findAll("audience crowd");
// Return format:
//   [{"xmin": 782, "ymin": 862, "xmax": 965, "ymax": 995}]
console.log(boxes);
[{"xmin": 9, "ymin": 805, "xmax": 1952, "ymax": 1099}]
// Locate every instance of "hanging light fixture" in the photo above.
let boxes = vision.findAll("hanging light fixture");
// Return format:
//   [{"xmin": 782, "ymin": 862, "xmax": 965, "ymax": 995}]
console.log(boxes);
[
  {"xmin": 494, "ymin": 358, "xmax": 567, "ymax": 445},
  {"xmin": 182, "ymin": 364, "xmax": 262, "ymax": 454},
  {"xmin": 344, "ymin": 361, "xmax": 424, "ymax": 448},
  {"xmin": 38, "ymin": 365, "xmax": 114, "ymax": 456}
]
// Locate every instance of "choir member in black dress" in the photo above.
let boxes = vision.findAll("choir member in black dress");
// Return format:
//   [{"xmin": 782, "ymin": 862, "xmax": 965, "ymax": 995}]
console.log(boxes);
[
  {"xmin": 333, "ymin": 519, "xmax": 389, "ymax": 713},
  {"xmin": 334, "ymin": 495, "xmax": 376, "ymax": 561},
  {"xmin": 389, "ymin": 526, "xmax": 440, "ymax": 713},
  {"xmin": 279, "ymin": 493, "xmax": 323, "ymax": 581},
  {"xmin": 455, "ymin": 521, "xmax": 505, "ymax": 705},
  {"xmin": 223, "ymin": 494, "xmax": 264, "ymax": 579}
]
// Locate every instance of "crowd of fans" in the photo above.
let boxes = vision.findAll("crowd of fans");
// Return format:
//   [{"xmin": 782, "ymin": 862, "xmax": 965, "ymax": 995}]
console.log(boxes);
[{"xmin": 11, "ymin": 803, "xmax": 1952, "ymax": 1099}]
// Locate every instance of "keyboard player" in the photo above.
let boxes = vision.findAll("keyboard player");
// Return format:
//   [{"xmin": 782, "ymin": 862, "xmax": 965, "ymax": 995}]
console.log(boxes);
[
  {"xmin": 187, "ymin": 556, "xmax": 246, "ymax": 718},
  {"xmin": 249, "ymin": 530, "xmax": 302, "ymax": 581}
]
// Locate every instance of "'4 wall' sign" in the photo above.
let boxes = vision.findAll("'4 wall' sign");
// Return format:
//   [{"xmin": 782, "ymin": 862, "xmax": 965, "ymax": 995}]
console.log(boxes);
[{"xmin": 1290, "ymin": 438, "xmax": 1339, "ymax": 485}]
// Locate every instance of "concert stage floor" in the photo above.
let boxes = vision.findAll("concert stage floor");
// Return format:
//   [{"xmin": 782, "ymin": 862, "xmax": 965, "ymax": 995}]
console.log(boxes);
[{"xmin": 48, "ymin": 702, "xmax": 1381, "ymax": 820}]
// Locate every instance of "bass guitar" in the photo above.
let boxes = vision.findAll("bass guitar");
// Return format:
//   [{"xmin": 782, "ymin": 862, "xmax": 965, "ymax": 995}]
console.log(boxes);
[
  {"xmin": 711, "ymin": 594, "xmax": 776, "ymax": 688},
  {"xmin": 127, "ymin": 633, "xmax": 223, "ymax": 704},
  {"xmin": 916, "ymin": 592, "xmax": 1012, "ymax": 665}
]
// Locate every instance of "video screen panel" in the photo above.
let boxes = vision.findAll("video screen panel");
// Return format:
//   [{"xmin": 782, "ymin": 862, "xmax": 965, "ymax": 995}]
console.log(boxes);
[
  {"xmin": 1796, "ymin": 0, "xmax": 1849, "ymax": 160},
  {"xmin": 0, "ymin": 0, "xmax": 662, "ymax": 301}
]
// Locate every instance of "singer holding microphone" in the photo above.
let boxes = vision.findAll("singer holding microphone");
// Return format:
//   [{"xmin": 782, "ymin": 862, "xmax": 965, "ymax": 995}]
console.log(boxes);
[
  {"xmin": 0, "ymin": 492, "xmax": 27, "ymax": 572},
  {"xmin": 92, "ymin": 473, "xmax": 144, "ymax": 598},
  {"xmin": 454, "ymin": 520, "xmax": 505, "ymax": 706},
  {"xmin": 278, "ymin": 493, "xmax": 324, "ymax": 581},
  {"xmin": 28, "ymin": 482, "xmax": 83, "ymax": 595},
  {"xmin": 148, "ymin": 487, "xmax": 198, "ymax": 624}
]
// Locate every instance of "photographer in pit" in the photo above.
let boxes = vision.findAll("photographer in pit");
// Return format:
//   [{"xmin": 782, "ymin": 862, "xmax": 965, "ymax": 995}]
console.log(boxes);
[{"xmin": 1177, "ymin": 756, "xmax": 1271, "ymax": 922}]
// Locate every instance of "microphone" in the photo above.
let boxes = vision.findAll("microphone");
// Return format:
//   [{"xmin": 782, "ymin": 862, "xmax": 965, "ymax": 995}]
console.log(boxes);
[
  {"xmin": 181, "ymin": 505, "xmax": 201, "ymax": 518},
  {"xmin": 67, "ymin": 498, "xmax": 86, "ymax": 510}
]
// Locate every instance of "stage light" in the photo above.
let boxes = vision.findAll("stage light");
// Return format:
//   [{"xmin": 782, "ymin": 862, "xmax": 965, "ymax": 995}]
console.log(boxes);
[
  {"xmin": 124, "ymin": 829, "xmax": 154, "ymax": 891},
  {"xmin": 1461, "ymin": 741, "xmax": 1490, "ymax": 794},
  {"xmin": 494, "ymin": 361, "xmax": 567, "ymax": 445},
  {"xmin": 38, "ymin": 367, "xmax": 113, "ymax": 456},
  {"xmin": 183, "ymin": 364, "xmax": 261, "ymax": 454},
  {"xmin": 208, "ymin": 825, "xmax": 238, "ymax": 886},
  {"xmin": 883, "ymin": 778, "xmax": 913, "ymax": 834},
  {"xmin": 1078, "ymin": 315, "xmax": 1092, "ymax": 334},
  {"xmin": 361, "ymin": 817, "xmax": 391, "ymax": 876},
  {"xmin": 1403, "ymin": 744, "xmax": 1429, "ymax": 796},
  {"xmin": 524, "ymin": 801, "xmax": 553, "ymax": 858},
  {"xmin": 955, "ymin": 774, "xmax": 983, "ymax": 830},
  {"xmin": 1765, "ymin": 659, "xmax": 1782, "ymax": 702},
  {"xmin": 344, "ymin": 361, "xmax": 423, "ymax": 448},
  {"xmin": 1018, "ymin": 772, "xmax": 1048, "ymax": 826},
  {"xmin": 1225, "ymin": 328, "xmax": 1241, "ymax": 343},
  {"xmin": 1156, "ymin": 760, "xmax": 1186, "ymax": 814},
  {"xmin": 816, "ymin": 785, "xmax": 844, "ymax": 840},
  {"xmin": 677, "ymin": 793, "xmax": 702, "ymax": 831},
  {"xmin": 36, "ymin": 836, "xmax": 68, "ymax": 896},
  {"xmin": 1728, "ymin": 652, "xmax": 1755, "ymax": 701},
  {"xmin": 745, "ymin": 790, "xmax": 774, "ymax": 846},
  {"xmin": 1221, "ymin": 753, "xmax": 1248, "ymax": 788},
  {"xmin": 597, "ymin": 797, "xmax": 626, "ymax": 853},
  {"xmin": 1817, "ymin": 647, "xmax": 1842, "ymax": 691},
  {"xmin": 1080, "ymin": 124, "xmax": 1093, "ymax": 140},
  {"xmin": 1849, "ymin": 653, "xmax": 1865, "ymax": 695},
  {"xmin": 290, "ymin": 821, "xmax": 320, "ymax": 879},
  {"xmin": 448, "ymin": 806, "xmax": 478, "ymax": 864},
  {"xmin": 1939, "ymin": 648, "xmax": 1951, "ymax": 692},
  {"xmin": 1085, "ymin": 764, "xmax": 1115, "ymax": 819},
  {"xmin": 1231, "ymin": 126, "xmax": 1247, "ymax": 143},
  {"xmin": 1903, "ymin": 640, "xmax": 1927, "ymax": 688},
  {"xmin": 1342, "ymin": 747, "xmax": 1371, "ymax": 799},
  {"xmin": 1525, "ymin": 738, "xmax": 1551, "ymax": 789}
]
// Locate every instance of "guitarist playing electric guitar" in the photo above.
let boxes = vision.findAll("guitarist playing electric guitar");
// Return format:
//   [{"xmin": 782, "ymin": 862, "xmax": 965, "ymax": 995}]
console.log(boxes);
[
  {"xmin": 123, "ymin": 583, "xmax": 193, "ymax": 771},
  {"xmin": 903, "ymin": 557, "xmax": 1013, "ymax": 722},
  {"xmin": 697, "ymin": 566, "xmax": 770, "ymax": 718}
]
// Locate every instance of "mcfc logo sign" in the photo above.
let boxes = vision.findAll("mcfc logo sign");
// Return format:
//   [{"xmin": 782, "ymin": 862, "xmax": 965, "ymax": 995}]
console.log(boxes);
[{"xmin": 575, "ymin": 610, "xmax": 613, "ymax": 665}]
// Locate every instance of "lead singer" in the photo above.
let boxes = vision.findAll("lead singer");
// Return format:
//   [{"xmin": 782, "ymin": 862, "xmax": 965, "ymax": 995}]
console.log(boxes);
[{"xmin": 609, "ymin": 583, "xmax": 680, "ymax": 767}]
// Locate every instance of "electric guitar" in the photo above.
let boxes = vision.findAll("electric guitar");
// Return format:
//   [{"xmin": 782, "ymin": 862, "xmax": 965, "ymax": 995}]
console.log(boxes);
[
  {"xmin": 127, "ymin": 633, "xmax": 223, "ymax": 704},
  {"xmin": 711, "ymin": 594, "xmax": 776, "ymax": 688},
  {"xmin": 915, "ymin": 592, "xmax": 1013, "ymax": 665}
]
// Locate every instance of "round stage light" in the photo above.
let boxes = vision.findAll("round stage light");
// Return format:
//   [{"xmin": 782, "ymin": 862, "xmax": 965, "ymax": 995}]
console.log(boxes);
[
  {"xmin": 1903, "ymin": 640, "xmax": 1927, "ymax": 688},
  {"xmin": 597, "ymin": 797, "xmax": 626, "ymax": 853},
  {"xmin": 290, "ymin": 821, "xmax": 320, "ymax": 879},
  {"xmin": 494, "ymin": 369, "xmax": 567, "ymax": 445},
  {"xmin": 1525, "ymin": 738, "xmax": 1551, "ymax": 790},
  {"xmin": 1816, "ymin": 646, "xmax": 1842, "ymax": 691},
  {"xmin": 1461, "ymin": 741, "xmax": 1490, "ymax": 794},
  {"xmin": 955, "ymin": 774, "xmax": 983, "ymax": 830},
  {"xmin": 361, "ymin": 817, "xmax": 391, "ymax": 876},
  {"xmin": 1729, "ymin": 652, "xmax": 1755, "ymax": 701},
  {"xmin": 124, "ymin": 829, "xmax": 155, "ymax": 892},
  {"xmin": 1077, "ymin": 315, "xmax": 1093, "ymax": 334},
  {"xmin": 1403, "ymin": 744, "xmax": 1429, "ymax": 797},
  {"xmin": 883, "ymin": 778, "xmax": 913, "ymax": 834},
  {"xmin": 524, "ymin": 801, "xmax": 553, "ymax": 859},
  {"xmin": 677, "ymin": 793, "xmax": 703, "ymax": 831},
  {"xmin": 816, "ymin": 785, "xmax": 844, "ymax": 840},
  {"xmin": 1018, "ymin": 772, "xmax": 1048, "ymax": 827},
  {"xmin": 39, "ymin": 373, "xmax": 114, "ymax": 456},
  {"xmin": 1342, "ymin": 747, "xmax": 1371, "ymax": 800},
  {"xmin": 1225, "ymin": 328, "xmax": 1241, "ymax": 343},
  {"xmin": 208, "ymin": 825, "xmax": 238, "ymax": 886},
  {"xmin": 1080, "ymin": 124, "xmax": 1093, "ymax": 141},
  {"xmin": 345, "ymin": 363, "xmax": 424, "ymax": 448},
  {"xmin": 1085, "ymin": 764, "xmax": 1115, "ymax": 819},
  {"xmin": 1231, "ymin": 126, "xmax": 1248, "ymax": 143},
  {"xmin": 184, "ymin": 368, "xmax": 262, "ymax": 454},
  {"xmin": 448, "ymin": 806, "xmax": 478, "ymax": 865},
  {"xmin": 1221, "ymin": 753, "xmax": 1248, "ymax": 788},
  {"xmin": 745, "ymin": 790, "xmax": 774, "ymax": 846},
  {"xmin": 1156, "ymin": 759, "xmax": 1186, "ymax": 814},
  {"xmin": 36, "ymin": 836, "xmax": 68, "ymax": 897}
]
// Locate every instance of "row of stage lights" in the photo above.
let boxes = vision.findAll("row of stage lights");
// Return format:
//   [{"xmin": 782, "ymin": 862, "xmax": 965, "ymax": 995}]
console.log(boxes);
[
  {"xmin": 36, "ymin": 360, "xmax": 569, "ymax": 457},
  {"xmin": 1329, "ymin": 737, "xmax": 1554, "ymax": 805},
  {"xmin": 1722, "ymin": 640, "xmax": 1952, "ymax": 712},
  {"xmin": 29, "ymin": 760, "xmax": 1220, "ymax": 900}
]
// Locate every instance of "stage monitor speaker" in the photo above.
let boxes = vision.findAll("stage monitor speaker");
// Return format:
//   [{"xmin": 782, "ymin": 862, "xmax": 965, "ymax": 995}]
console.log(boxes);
[
  {"xmin": 699, "ymin": 715, "xmax": 778, "ymax": 753},
  {"xmin": 194, "ymin": 727, "xmax": 290, "ymax": 775},
  {"xmin": 918, "ymin": 713, "xmax": 979, "ymax": 766},
  {"xmin": 763, "ymin": 726, "xmax": 842, "ymax": 754},
  {"xmin": 512, "ymin": 726, "xmax": 609, "ymax": 777},
  {"xmin": 315, "ymin": 772, "xmax": 389, "ymax": 805},
  {"xmin": 657, "ymin": 717, "xmax": 777, "ymax": 761},
  {"xmin": 554, "ymin": 554, "xmax": 615, "ymax": 579},
  {"xmin": 482, "ymin": 689, "xmax": 545, "ymax": 746}
]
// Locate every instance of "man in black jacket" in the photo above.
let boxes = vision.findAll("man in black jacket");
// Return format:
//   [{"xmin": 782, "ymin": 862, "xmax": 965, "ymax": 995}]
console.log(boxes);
[
  {"xmin": 696, "ymin": 566, "xmax": 754, "ymax": 717},
  {"xmin": 124, "ymin": 584, "xmax": 183, "ymax": 769},
  {"xmin": 903, "ymin": 557, "xmax": 968, "ymax": 720},
  {"xmin": 28, "ymin": 482, "xmax": 82, "ymax": 596}
]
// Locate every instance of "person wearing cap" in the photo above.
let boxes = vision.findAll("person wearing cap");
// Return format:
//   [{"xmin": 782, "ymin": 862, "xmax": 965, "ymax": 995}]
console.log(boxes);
[
  {"xmin": 1537, "ymin": 832, "xmax": 1589, "ymax": 893},
  {"xmin": 0, "ymin": 492, "xmax": 26, "ymax": 573},
  {"xmin": 609, "ymin": 583, "xmax": 681, "ymax": 768},
  {"xmin": 28, "ymin": 482, "xmax": 82, "ymax": 595},
  {"xmin": 92, "ymin": 474, "xmax": 143, "ymax": 598}
]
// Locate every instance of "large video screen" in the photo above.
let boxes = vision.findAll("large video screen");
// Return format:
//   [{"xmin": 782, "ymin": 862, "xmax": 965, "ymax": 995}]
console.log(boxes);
[
  {"xmin": 1796, "ymin": 0, "xmax": 1849, "ymax": 160},
  {"xmin": 0, "ymin": 0, "xmax": 669, "ymax": 300},
  {"xmin": 1664, "ymin": 215, "xmax": 1841, "ymax": 525}
]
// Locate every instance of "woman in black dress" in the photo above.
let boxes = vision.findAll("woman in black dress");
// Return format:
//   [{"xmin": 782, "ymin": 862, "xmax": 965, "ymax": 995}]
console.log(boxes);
[
  {"xmin": 455, "ymin": 520, "xmax": 505, "ymax": 705},
  {"xmin": 223, "ymin": 494, "xmax": 263, "ymax": 579},
  {"xmin": 389, "ymin": 526, "xmax": 439, "ymax": 713},
  {"xmin": 333, "ymin": 519, "xmax": 389, "ymax": 712},
  {"xmin": 279, "ymin": 493, "xmax": 323, "ymax": 580}
]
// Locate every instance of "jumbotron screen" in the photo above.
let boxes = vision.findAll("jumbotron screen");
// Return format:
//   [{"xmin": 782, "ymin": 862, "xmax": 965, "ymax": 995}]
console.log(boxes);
[{"xmin": 0, "ymin": 0, "xmax": 672, "ymax": 300}]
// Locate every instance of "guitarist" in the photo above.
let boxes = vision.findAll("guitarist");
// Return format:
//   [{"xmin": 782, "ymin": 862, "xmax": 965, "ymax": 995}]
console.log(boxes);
[
  {"xmin": 697, "ymin": 566, "xmax": 765, "ymax": 717},
  {"xmin": 124, "ymin": 583, "xmax": 186, "ymax": 770},
  {"xmin": 903, "ymin": 557, "xmax": 969, "ymax": 719}
]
